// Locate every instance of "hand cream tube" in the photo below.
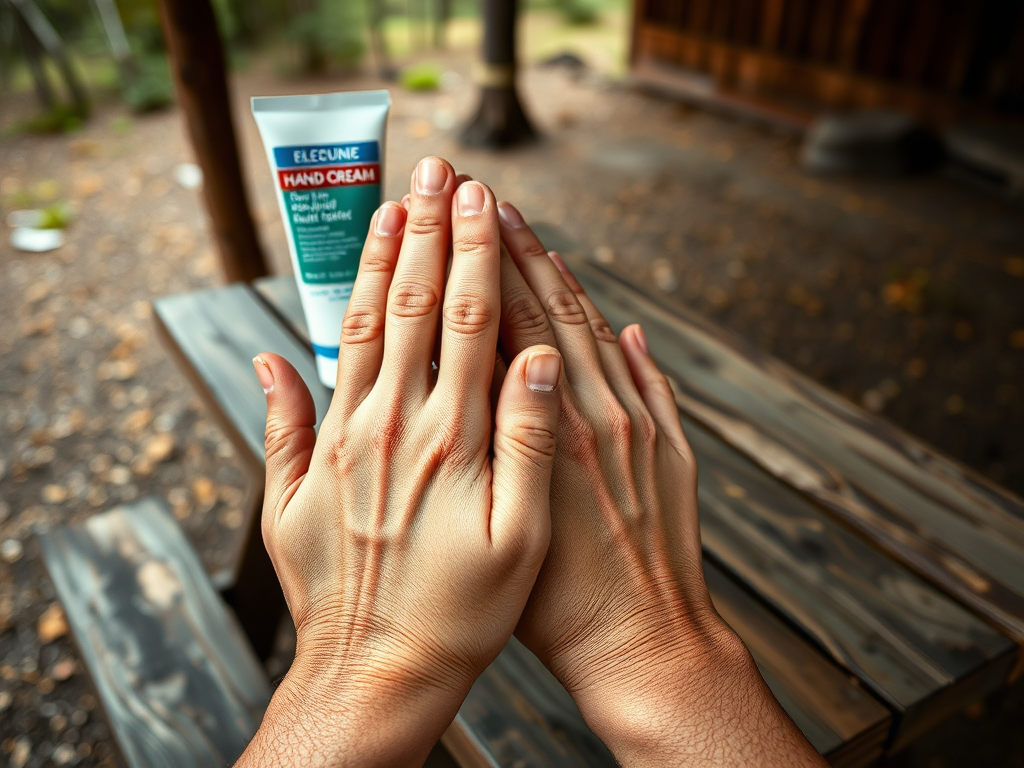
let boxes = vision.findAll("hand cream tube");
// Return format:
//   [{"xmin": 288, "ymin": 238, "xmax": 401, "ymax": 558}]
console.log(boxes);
[{"xmin": 252, "ymin": 90, "xmax": 391, "ymax": 388}]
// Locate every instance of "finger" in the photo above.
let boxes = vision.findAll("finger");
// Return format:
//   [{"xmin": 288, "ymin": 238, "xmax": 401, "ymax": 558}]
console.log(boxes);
[
  {"xmin": 455, "ymin": 173, "xmax": 473, "ymax": 187},
  {"xmin": 378, "ymin": 157, "xmax": 456, "ymax": 403},
  {"xmin": 498, "ymin": 244, "xmax": 556, "ymax": 359},
  {"xmin": 497, "ymin": 202, "xmax": 605, "ymax": 397},
  {"xmin": 548, "ymin": 250, "xmax": 644, "ymax": 410},
  {"xmin": 253, "ymin": 354, "xmax": 317, "ymax": 524},
  {"xmin": 333, "ymin": 202, "xmax": 406, "ymax": 416},
  {"xmin": 619, "ymin": 324, "xmax": 690, "ymax": 451},
  {"xmin": 490, "ymin": 345, "xmax": 562, "ymax": 563},
  {"xmin": 433, "ymin": 181, "xmax": 500, "ymax": 408},
  {"xmin": 401, "ymin": 194, "xmax": 410, "ymax": 211}
]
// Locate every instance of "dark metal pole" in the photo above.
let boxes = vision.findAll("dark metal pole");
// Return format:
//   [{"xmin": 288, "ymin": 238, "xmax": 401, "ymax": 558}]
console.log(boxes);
[
  {"xmin": 460, "ymin": 0, "xmax": 537, "ymax": 149},
  {"xmin": 156, "ymin": 0, "xmax": 269, "ymax": 284}
]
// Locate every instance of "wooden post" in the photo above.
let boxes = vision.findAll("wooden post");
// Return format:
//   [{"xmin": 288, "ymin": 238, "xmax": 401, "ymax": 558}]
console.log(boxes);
[
  {"xmin": 157, "ymin": 0, "xmax": 269, "ymax": 284},
  {"xmin": 460, "ymin": 0, "xmax": 537, "ymax": 149}
]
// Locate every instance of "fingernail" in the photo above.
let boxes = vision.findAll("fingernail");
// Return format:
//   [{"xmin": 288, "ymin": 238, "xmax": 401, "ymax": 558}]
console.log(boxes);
[
  {"xmin": 457, "ymin": 182, "xmax": 485, "ymax": 216},
  {"xmin": 526, "ymin": 352, "xmax": 561, "ymax": 393},
  {"xmin": 376, "ymin": 204, "xmax": 404, "ymax": 236},
  {"xmin": 498, "ymin": 202, "xmax": 526, "ymax": 228},
  {"xmin": 415, "ymin": 158, "xmax": 447, "ymax": 194},
  {"xmin": 634, "ymin": 325, "xmax": 649, "ymax": 355},
  {"xmin": 548, "ymin": 251, "xmax": 567, "ymax": 273},
  {"xmin": 401, "ymin": 194, "xmax": 411, "ymax": 211},
  {"xmin": 252, "ymin": 356, "xmax": 274, "ymax": 394}
]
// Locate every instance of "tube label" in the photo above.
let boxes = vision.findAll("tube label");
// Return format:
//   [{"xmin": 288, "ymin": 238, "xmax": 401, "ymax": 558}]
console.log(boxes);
[{"xmin": 273, "ymin": 141, "xmax": 381, "ymax": 285}]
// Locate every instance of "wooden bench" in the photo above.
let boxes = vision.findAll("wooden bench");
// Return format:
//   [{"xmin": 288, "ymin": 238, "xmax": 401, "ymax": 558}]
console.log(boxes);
[
  {"xmin": 251, "ymin": 271, "xmax": 1016, "ymax": 754},
  {"xmin": 148, "ymin": 232, "xmax": 1024, "ymax": 765},
  {"xmin": 38, "ymin": 498, "xmax": 271, "ymax": 768}
]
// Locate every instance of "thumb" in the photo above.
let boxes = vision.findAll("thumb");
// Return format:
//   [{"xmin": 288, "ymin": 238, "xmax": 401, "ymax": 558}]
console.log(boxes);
[
  {"xmin": 252, "ymin": 353, "xmax": 317, "ymax": 523},
  {"xmin": 490, "ymin": 345, "xmax": 562, "ymax": 560}
]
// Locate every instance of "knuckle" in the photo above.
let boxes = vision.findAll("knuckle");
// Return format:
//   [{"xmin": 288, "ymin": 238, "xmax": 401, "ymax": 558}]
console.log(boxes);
[
  {"xmin": 602, "ymin": 402, "xmax": 633, "ymax": 446},
  {"xmin": 519, "ymin": 241, "xmax": 548, "ymax": 260},
  {"xmin": 562, "ymin": 408, "xmax": 599, "ymax": 463},
  {"xmin": 359, "ymin": 249, "xmax": 394, "ymax": 274},
  {"xmin": 405, "ymin": 212, "xmax": 446, "ymax": 236},
  {"xmin": 504, "ymin": 292, "xmax": 549, "ymax": 335},
  {"xmin": 444, "ymin": 294, "xmax": 494, "ymax": 336},
  {"xmin": 499, "ymin": 419, "xmax": 558, "ymax": 465},
  {"xmin": 263, "ymin": 421, "xmax": 293, "ymax": 463},
  {"xmin": 453, "ymin": 234, "xmax": 494, "ymax": 258},
  {"xmin": 341, "ymin": 307, "xmax": 385, "ymax": 344},
  {"xmin": 390, "ymin": 281, "xmax": 439, "ymax": 318},
  {"xmin": 546, "ymin": 289, "xmax": 588, "ymax": 325},
  {"xmin": 635, "ymin": 410, "xmax": 658, "ymax": 451},
  {"xmin": 589, "ymin": 316, "xmax": 616, "ymax": 343}
]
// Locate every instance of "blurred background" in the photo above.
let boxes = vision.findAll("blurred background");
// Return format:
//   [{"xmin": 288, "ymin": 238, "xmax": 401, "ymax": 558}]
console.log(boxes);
[{"xmin": 1, "ymin": 1, "xmax": 1023, "ymax": 766}]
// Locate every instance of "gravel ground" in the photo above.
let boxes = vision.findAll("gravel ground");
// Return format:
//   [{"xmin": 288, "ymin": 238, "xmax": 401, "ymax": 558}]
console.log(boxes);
[{"xmin": 1, "ymin": 51, "xmax": 1022, "ymax": 767}]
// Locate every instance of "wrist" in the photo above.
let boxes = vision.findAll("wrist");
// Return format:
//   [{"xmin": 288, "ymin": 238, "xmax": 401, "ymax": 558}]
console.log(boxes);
[
  {"xmin": 570, "ymin": 622, "xmax": 825, "ymax": 768},
  {"xmin": 239, "ymin": 646, "xmax": 472, "ymax": 768}
]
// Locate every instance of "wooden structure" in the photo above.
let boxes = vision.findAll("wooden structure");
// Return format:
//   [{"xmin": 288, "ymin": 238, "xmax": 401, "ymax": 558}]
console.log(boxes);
[
  {"xmin": 630, "ymin": 0, "xmax": 1024, "ymax": 129},
  {"xmin": 460, "ymin": 0, "xmax": 537, "ymax": 148},
  {"xmin": 156, "ymin": 0, "xmax": 268, "ymax": 283},
  {"xmin": 39, "ymin": 499, "xmax": 270, "ymax": 767},
  {"xmin": 127, "ymin": 220, "xmax": 1024, "ymax": 764}
]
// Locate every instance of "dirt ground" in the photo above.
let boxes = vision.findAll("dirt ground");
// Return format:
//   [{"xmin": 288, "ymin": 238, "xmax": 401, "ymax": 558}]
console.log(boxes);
[{"xmin": 1, "ymin": 49, "xmax": 1022, "ymax": 768}]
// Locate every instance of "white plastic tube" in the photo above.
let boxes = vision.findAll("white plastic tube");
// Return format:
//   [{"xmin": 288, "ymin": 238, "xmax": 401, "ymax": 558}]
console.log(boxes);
[{"xmin": 252, "ymin": 90, "xmax": 391, "ymax": 388}]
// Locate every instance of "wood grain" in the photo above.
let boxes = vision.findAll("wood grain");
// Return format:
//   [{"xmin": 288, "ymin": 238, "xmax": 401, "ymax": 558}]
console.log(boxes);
[
  {"xmin": 703, "ymin": 561, "xmax": 890, "ymax": 767},
  {"xmin": 561, "ymin": 253, "xmax": 1024, "ymax": 677},
  {"xmin": 253, "ymin": 276, "xmax": 893, "ymax": 766},
  {"xmin": 38, "ymin": 498, "xmax": 271, "ymax": 768},
  {"xmin": 688, "ymin": 418, "xmax": 1013, "ymax": 748},
  {"xmin": 153, "ymin": 283, "xmax": 333, "ymax": 656}
]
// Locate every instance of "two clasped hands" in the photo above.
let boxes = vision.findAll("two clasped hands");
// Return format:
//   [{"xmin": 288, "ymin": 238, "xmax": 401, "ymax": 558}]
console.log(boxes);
[{"xmin": 238, "ymin": 158, "xmax": 826, "ymax": 767}]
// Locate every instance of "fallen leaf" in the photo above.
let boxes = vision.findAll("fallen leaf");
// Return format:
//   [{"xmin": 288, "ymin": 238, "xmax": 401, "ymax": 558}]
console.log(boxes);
[
  {"xmin": 193, "ymin": 477, "xmax": 217, "ymax": 508},
  {"xmin": 144, "ymin": 433, "xmax": 176, "ymax": 463},
  {"xmin": 41, "ymin": 485, "xmax": 68, "ymax": 504},
  {"xmin": 38, "ymin": 603, "xmax": 68, "ymax": 643},
  {"xmin": 51, "ymin": 658, "xmax": 76, "ymax": 681}
]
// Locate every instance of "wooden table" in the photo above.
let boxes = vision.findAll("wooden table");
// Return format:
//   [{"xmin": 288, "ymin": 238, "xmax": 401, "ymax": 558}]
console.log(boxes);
[{"xmin": 152, "ymin": 239, "xmax": 1024, "ymax": 766}]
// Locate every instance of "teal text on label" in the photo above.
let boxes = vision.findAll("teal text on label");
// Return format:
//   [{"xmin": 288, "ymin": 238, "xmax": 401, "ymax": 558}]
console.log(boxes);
[{"xmin": 282, "ymin": 184, "xmax": 379, "ymax": 285}]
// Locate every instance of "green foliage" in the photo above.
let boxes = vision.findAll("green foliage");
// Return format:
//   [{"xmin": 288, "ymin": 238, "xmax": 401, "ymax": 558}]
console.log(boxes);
[
  {"xmin": 14, "ymin": 104, "xmax": 87, "ymax": 135},
  {"xmin": 400, "ymin": 63, "xmax": 441, "ymax": 91},
  {"xmin": 121, "ymin": 54, "xmax": 173, "ymax": 113},
  {"xmin": 39, "ymin": 203, "xmax": 73, "ymax": 230},
  {"xmin": 287, "ymin": 1, "xmax": 366, "ymax": 73},
  {"xmin": 560, "ymin": 0, "xmax": 600, "ymax": 25}
]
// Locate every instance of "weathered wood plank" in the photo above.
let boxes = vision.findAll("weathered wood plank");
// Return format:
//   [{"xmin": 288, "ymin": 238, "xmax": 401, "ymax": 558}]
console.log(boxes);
[
  {"xmin": 38, "ymin": 499, "xmax": 271, "ymax": 768},
  {"xmin": 689, "ymin": 417, "xmax": 1013, "ymax": 749},
  {"xmin": 153, "ymin": 283, "xmax": 334, "ymax": 657},
  {"xmin": 153, "ymin": 283, "xmax": 331, "ymax": 465},
  {"xmin": 253, "ymin": 275, "xmax": 893, "ymax": 766},
  {"xmin": 560, "ymin": 252, "xmax": 1024, "ymax": 676},
  {"xmin": 703, "ymin": 560, "xmax": 890, "ymax": 767}
]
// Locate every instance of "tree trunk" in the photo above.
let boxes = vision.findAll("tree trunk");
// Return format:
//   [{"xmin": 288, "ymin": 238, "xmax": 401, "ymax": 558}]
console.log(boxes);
[
  {"xmin": 89, "ymin": 0, "xmax": 137, "ymax": 82},
  {"xmin": 10, "ymin": 0, "xmax": 88, "ymax": 115},
  {"xmin": 14, "ymin": 9, "xmax": 54, "ymax": 109},
  {"xmin": 433, "ymin": 0, "xmax": 450, "ymax": 49},
  {"xmin": 460, "ymin": 0, "xmax": 537, "ymax": 149},
  {"xmin": 368, "ymin": 0, "xmax": 394, "ymax": 80},
  {"xmin": 157, "ymin": 0, "xmax": 269, "ymax": 284}
]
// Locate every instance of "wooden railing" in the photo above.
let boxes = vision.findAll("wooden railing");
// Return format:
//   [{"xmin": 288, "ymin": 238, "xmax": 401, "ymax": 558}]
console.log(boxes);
[{"xmin": 631, "ymin": 0, "xmax": 1024, "ymax": 125}]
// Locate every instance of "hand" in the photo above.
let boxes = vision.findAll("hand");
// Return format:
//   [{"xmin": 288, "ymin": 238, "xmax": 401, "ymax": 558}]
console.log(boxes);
[
  {"xmin": 496, "ymin": 203, "xmax": 826, "ymax": 767},
  {"xmin": 236, "ymin": 159, "xmax": 563, "ymax": 768}
]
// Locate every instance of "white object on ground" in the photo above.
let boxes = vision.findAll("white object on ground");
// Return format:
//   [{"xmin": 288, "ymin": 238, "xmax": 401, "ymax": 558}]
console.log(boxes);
[
  {"xmin": 174, "ymin": 163, "xmax": 204, "ymax": 189},
  {"xmin": 11, "ymin": 227, "xmax": 64, "ymax": 252},
  {"xmin": 6, "ymin": 209, "xmax": 44, "ymax": 228}
]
